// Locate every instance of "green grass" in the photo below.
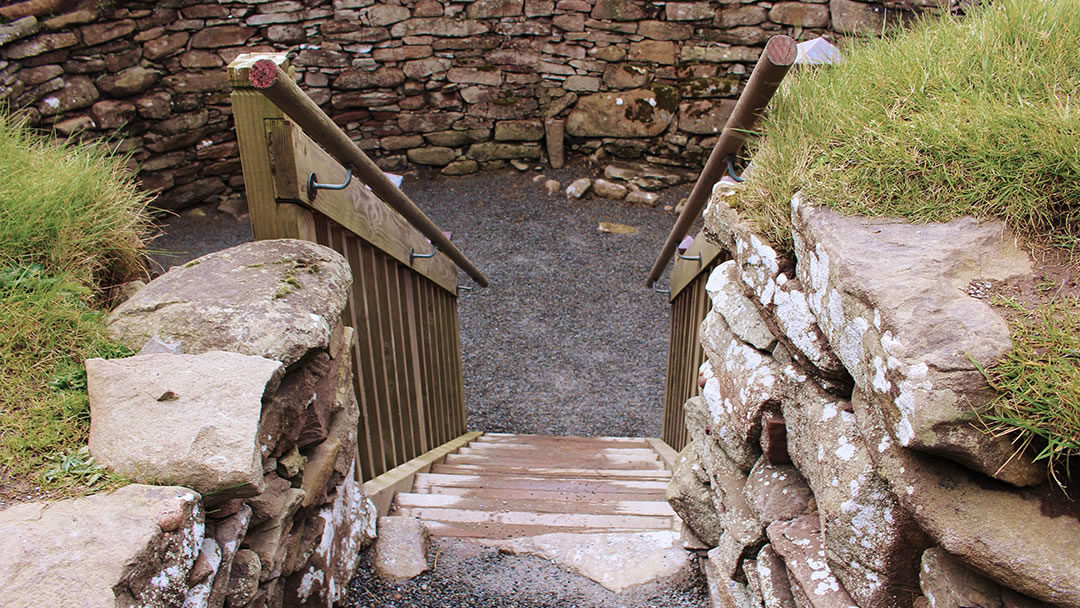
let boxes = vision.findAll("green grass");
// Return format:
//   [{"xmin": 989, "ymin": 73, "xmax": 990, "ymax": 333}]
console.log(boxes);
[
  {"xmin": 0, "ymin": 114, "xmax": 151, "ymax": 498},
  {"xmin": 981, "ymin": 298, "xmax": 1080, "ymax": 486},
  {"xmin": 736, "ymin": 0, "xmax": 1080, "ymax": 255},
  {"xmin": 732, "ymin": 0, "xmax": 1080, "ymax": 482}
]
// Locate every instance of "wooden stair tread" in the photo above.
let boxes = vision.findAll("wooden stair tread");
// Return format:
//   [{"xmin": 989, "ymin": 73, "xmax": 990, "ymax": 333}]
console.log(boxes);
[
  {"xmin": 395, "ymin": 506, "xmax": 673, "ymax": 529},
  {"xmin": 423, "ymin": 486, "xmax": 671, "ymax": 503},
  {"xmin": 395, "ymin": 492, "xmax": 676, "ymax": 516},
  {"xmin": 414, "ymin": 472, "xmax": 669, "ymax": 494},
  {"xmin": 393, "ymin": 433, "xmax": 679, "ymax": 542},
  {"xmin": 443, "ymin": 453, "xmax": 666, "ymax": 470},
  {"xmin": 430, "ymin": 464, "xmax": 671, "ymax": 480},
  {"xmin": 418, "ymin": 520, "xmax": 658, "ymax": 540}
]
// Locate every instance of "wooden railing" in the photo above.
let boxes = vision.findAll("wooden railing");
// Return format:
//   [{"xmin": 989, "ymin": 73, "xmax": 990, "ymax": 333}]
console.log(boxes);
[
  {"xmin": 227, "ymin": 54, "xmax": 478, "ymax": 482},
  {"xmin": 661, "ymin": 232, "xmax": 727, "ymax": 450}
]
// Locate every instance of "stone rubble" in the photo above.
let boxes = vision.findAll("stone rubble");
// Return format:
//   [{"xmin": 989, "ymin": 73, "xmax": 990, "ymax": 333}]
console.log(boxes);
[
  {"xmin": 0, "ymin": 240, "xmax": 378, "ymax": 608},
  {"xmin": 671, "ymin": 182, "xmax": 1080, "ymax": 608}
]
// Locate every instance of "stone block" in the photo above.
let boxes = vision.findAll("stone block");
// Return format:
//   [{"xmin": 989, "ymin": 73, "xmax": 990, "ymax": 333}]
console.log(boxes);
[
  {"xmin": 714, "ymin": 5, "xmax": 767, "ymax": 27},
  {"xmin": 767, "ymin": 515, "xmax": 857, "ymax": 608},
  {"xmin": 374, "ymin": 517, "xmax": 431, "ymax": 580},
  {"xmin": 190, "ymin": 25, "xmax": 254, "ymax": 48},
  {"xmin": 677, "ymin": 98, "xmax": 737, "ymax": 135},
  {"xmin": 87, "ymin": 352, "xmax": 282, "ymax": 497},
  {"xmin": 665, "ymin": 444, "xmax": 722, "ymax": 546},
  {"xmin": 591, "ymin": 0, "xmax": 645, "ymax": 21},
  {"xmin": 37, "ymin": 75, "xmax": 98, "ymax": 116},
  {"xmin": 466, "ymin": 141, "xmax": 541, "ymax": 161},
  {"xmin": 628, "ymin": 40, "xmax": 676, "ymax": 64},
  {"xmin": 494, "ymin": 119, "xmax": 544, "ymax": 141},
  {"xmin": 567, "ymin": 88, "xmax": 677, "ymax": 138},
  {"xmin": 769, "ymin": 2, "xmax": 830, "ymax": 27},
  {"xmin": 108, "ymin": 240, "xmax": 351, "ymax": 368},
  {"xmin": 143, "ymin": 31, "xmax": 188, "ymax": 60},
  {"xmin": 441, "ymin": 159, "xmax": 479, "ymax": 175},
  {"xmin": 467, "ymin": 0, "xmax": 524, "ymax": 18},
  {"xmin": 665, "ymin": 2, "xmax": 714, "ymax": 21},
  {"xmin": 0, "ymin": 485, "xmax": 203, "ymax": 607},
  {"xmin": 408, "ymin": 145, "xmax": 457, "ymax": 166}
]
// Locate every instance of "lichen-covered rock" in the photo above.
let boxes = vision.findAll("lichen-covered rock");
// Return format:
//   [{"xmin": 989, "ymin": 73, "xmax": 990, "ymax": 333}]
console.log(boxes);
[
  {"xmin": 783, "ymin": 379, "xmax": 927, "ymax": 608},
  {"xmin": 741, "ymin": 456, "xmax": 813, "ymax": 527},
  {"xmin": 699, "ymin": 311, "xmax": 786, "ymax": 471},
  {"xmin": 373, "ymin": 516, "xmax": 431, "ymax": 580},
  {"xmin": 767, "ymin": 514, "xmax": 858, "ymax": 608},
  {"xmin": 703, "ymin": 193, "xmax": 846, "ymax": 384},
  {"xmin": 920, "ymin": 547, "xmax": 1004, "ymax": 608},
  {"xmin": 666, "ymin": 444, "xmax": 723, "ymax": 547},
  {"xmin": 851, "ymin": 389, "xmax": 1080, "ymax": 608},
  {"xmin": 284, "ymin": 462, "xmax": 378, "ymax": 605},
  {"xmin": 754, "ymin": 544, "xmax": 797, "ymax": 608},
  {"xmin": 87, "ymin": 352, "xmax": 284, "ymax": 498},
  {"xmin": 685, "ymin": 396, "xmax": 765, "ymax": 579},
  {"xmin": 566, "ymin": 88, "xmax": 677, "ymax": 138},
  {"xmin": 0, "ymin": 485, "xmax": 204, "ymax": 608},
  {"xmin": 705, "ymin": 261, "xmax": 777, "ymax": 351},
  {"xmin": 108, "ymin": 240, "xmax": 351, "ymax": 368},
  {"xmin": 790, "ymin": 196, "xmax": 1042, "ymax": 486}
]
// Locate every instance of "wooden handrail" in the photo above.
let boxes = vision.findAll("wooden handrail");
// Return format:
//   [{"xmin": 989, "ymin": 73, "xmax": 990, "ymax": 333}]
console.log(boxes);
[
  {"xmin": 244, "ymin": 57, "xmax": 489, "ymax": 288},
  {"xmin": 646, "ymin": 35, "xmax": 797, "ymax": 288}
]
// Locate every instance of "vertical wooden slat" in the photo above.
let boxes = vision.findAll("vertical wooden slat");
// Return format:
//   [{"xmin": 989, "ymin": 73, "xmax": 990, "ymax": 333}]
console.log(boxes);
[
  {"xmin": 383, "ymin": 253, "xmax": 417, "ymax": 462},
  {"xmin": 343, "ymin": 235, "xmax": 386, "ymax": 478},
  {"xmin": 414, "ymin": 277, "xmax": 437, "ymax": 450},
  {"xmin": 447, "ymin": 294, "xmax": 466, "ymax": 435},
  {"xmin": 401, "ymin": 268, "xmax": 430, "ymax": 455},
  {"xmin": 429, "ymin": 281, "xmax": 451, "ymax": 446},
  {"xmin": 439, "ymin": 291, "xmax": 461, "ymax": 436}
]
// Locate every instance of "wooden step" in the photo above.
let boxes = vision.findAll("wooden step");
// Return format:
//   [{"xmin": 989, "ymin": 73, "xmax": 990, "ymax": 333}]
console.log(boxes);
[
  {"xmin": 395, "ymin": 492, "xmax": 676, "ymax": 516},
  {"xmin": 395, "ymin": 506, "xmax": 673, "ymax": 531},
  {"xmin": 478, "ymin": 433, "xmax": 652, "ymax": 448},
  {"xmin": 418, "ymin": 520, "xmax": 660, "ymax": 540},
  {"xmin": 424, "ymin": 486, "xmax": 670, "ymax": 503},
  {"xmin": 430, "ymin": 464, "xmax": 671, "ymax": 481},
  {"xmin": 442, "ymin": 453, "xmax": 666, "ymax": 470},
  {"xmin": 457, "ymin": 445, "xmax": 662, "ymax": 460},
  {"xmin": 414, "ymin": 473, "xmax": 668, "ymax": 495}
]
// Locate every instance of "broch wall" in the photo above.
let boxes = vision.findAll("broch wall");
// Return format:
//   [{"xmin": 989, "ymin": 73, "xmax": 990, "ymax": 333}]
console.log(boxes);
[
  {"xmin": 667, "ymin": 180, "xmax": 1080, "ymax": 608},
  {"xmin": 0, "ymin": 0, "xmax": 943, "ymax": 211},
  {"xmin": 0, "ymin": 239, "xmax": 378, "ymax": 608}
]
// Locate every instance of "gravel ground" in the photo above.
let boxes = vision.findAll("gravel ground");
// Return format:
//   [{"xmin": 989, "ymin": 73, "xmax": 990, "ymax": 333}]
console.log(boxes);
[
  {"xmin": 345, "ymin": 538, "xmax": 709, "ymax": 608},
  {"xmin": 149, "ymin": 159, "xmax": 706, "ymax": 607}
]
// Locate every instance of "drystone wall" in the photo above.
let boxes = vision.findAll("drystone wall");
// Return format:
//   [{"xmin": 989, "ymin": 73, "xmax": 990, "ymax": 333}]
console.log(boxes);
[
  {"xmin": 0, "ymin": 239, "xmax": 377, "ymax": 608},
  {"xmin": 0, "ymin": 0, "xmax": 942, "ymax": 211},
  {"xmin": 667, "ymin": 181, "xmax": 1080, "ymax": 608}
]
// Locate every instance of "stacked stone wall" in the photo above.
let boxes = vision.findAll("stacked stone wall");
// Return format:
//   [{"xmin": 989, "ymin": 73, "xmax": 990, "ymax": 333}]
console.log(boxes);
[
  {"xmin": 667, "ymin": 181, "xmax": 1080, "ymax": 607},
  {"xmin": 0, "ymin": 0, "xmax": 944, "ymax": 211}
]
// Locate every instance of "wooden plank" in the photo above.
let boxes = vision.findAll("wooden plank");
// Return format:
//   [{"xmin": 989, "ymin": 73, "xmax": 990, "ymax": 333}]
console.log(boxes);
[
  {"xmin": 456, "ymin": 445, "xmax": 662, "ymax": 461},
  {"xmin": 413, "ymin": 473, "xmax": 669, "ymax": 494},
  {"xmin": 670, "ymin": 231, "xmax": 725, "ymax": 300},
  {"xmin": 383, "ymin": 252, "xmax": 418, "ymax": 463},
  {"xmin": 416, "ymin": 279, "xmax": 441, "ymax": 450},
  {"xmin": 423, "ymin": 281, "xmax": 448, "ymax": 447},
  {"xmin": 394, "ymin": 493, "xmax": 676, "ymax": 516},
  {"xmin": 394, "ymin": 507, "xmax": 673, "ymax": 531},
  {"xmin": 481, "ymin": 433, "xmax": 653, "ymax": 444},
  {"xmin": 430, "ymin": 464, "xmax": 671, "ymax": 481},
  {"xmin": 645, "ymin": 438, "xmax": 680, "ymax": 470},
  {"xmin": 363, "ymin": 431, "xmax": 482, "ymax": 518},
  {"xmin": 345, "ymin": 235, "xmax": 388, "ymax": 477},
  {"xmin": 265, "ymin": 120, "xmax": 459, "ymax": 294},
  {"xmin": 359, "ymin": 241, "xmax": 401, "ymax": 473},
  {"xmin": 416, "ymin": 520, "xmax": 665, "ymax": 540},
  {"xmin": 470, "ymin": 437, "xmax": 653, "ymax": 450},
  {"xmin": 426, "ymin": 486, "xmax": 669, "ymax": 503},
  {"xmin": 401, "ymin": 268, "xmax": 430, "ymax": 455},
  {"xmin": 371, "ymin": 246, "xmax": 410, "ymax": 469},
  {"xmin": 446, "ymin": 293, "xmax": 467, "ymax": 436},
  {"xmin": 442, "ymin": 453, "xmax": 666, "ymax": 470},
  {"xmin": 433, "ymin": 286, "xmax": 455, "ymax": 445},
  {"xmin": 228, "ymin": 56, "xmax": 316, "ymax": 243}
]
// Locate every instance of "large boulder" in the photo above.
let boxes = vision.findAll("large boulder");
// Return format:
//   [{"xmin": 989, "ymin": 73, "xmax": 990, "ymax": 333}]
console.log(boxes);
[
  {"xmin": 87, "ymin": 352, "xmax": 284, "ymax": 498},
  {"xmin": 851, "ymin": 389, "xmax": 1080, "ymax": 608},
  {"xmin": 0, "ymin": 485, "xmax": 204, "ymax": 607},
  {"xmin": 790, "ymin": 196, "xmax": 1042, "ymax": 486},
  {"xmin": 566, "ymin": 88, "xmax": 678, "ymax": 138},
  {"xmin": 782, "ymin": 380, "xmax": 928, "ymax": 608},
  {"xmin": 108, "ymin": 240, "xmax": 351, "ymax": 368}
]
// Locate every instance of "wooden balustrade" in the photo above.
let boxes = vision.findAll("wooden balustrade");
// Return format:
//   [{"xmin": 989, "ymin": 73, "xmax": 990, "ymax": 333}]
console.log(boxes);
[
  {"xmin": 228, "ymin": 54, "xmax": 469, "ymax": 481},
  {"xmin": 661, "ymin": 232, "xmax": 728, "ymax": 451}
]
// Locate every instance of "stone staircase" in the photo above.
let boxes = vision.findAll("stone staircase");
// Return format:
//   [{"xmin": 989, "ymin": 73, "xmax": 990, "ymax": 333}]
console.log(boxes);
[{"xmin": 388, "ymin": 433, "xmax": 680, "ymax": 540}]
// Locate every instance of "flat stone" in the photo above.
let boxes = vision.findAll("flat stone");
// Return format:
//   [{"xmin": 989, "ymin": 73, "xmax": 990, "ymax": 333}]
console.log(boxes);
[
  {"xmin": 494, "ymin": 119, "xmax": 544, "ymax": 141},
  {"xmin": 567, "ymin": 88, "xmax": 678, "ymax": 138},
  {"xmin": 830, "ymin": 0, "xmax": 897, "ymax": 35},
  {"xmin": 408, "ymin": 146, "xmax": 457, "ymax": 166},
  {"xmin": 741, "ymin": 456, "xmax": 812, "ymax": 526},
  {"xmin": 226, "ymin": 550, "xmax": 261, "ymax": 607},
  {"xmin": 90, "ymin": 99, "xmax": 135, "ymax": 130},
  {"xmin": 143, "ymin": 31, "xmax": 188, "ymax": 60},
  {"xmin": 108, "ymin": 240, "xmax": 351, "ymax": 368},
  {"xmin": 467, "ymin": 0, "xmax": 523, "ymax": 18},
  {"xmin": 920, "ymin": 547, "xmax": 1004, "ymax": 608},
  {"xmin": 714, "ymin": 5, "xmax": 767, "ymax": 27},
  {"xmin": 590, "ymin": 0, "xmax": 646, "ymax": 21},
  {"xmin": 678, "ymin": 99, "xmax": 737, "ymax": 135},
  {"xmin": 441, "ymin": 159, "xmax": 479, "ymax": 175},
  {"xmin": 638, "ymin": 20, "xmax": 693, "ymax": 40},
  {"xmin": 2, "ymin": 31, "xmax": 77, "ymax": 59},
  {"xmin": 566, "ymin": 177, "xmax": 591, "ymax": 198},
  {"xmin": 769, "ymin": 2, "xmax": 830, "ymax": 27},
  {"xmin": 501, "ymin": 531, "xmax": 691, "ymax": 593},
  {"xmin": 666, "ymin": 2, "xmax": 714, "ymax": 20},
  {"xmin": 88, "ymin": 352, "xmax": 282, "ymax": 497},
  {"xmin": 680, "ymin": 76, "xmax": 739, "ymax": 98},
  {"xmin": 374, "ymin": 516, "xmax": 431, "ymax": 580},
  {"xmin": 0, "ymin": 485, "xmax": 203, "ymax": 607},
  {"xmin": 603, "ymin": 63, "xmax": 649, "ymax": 89},
  {"xmin": 791, "ymin": 197, "xmax": 1042, "ymax": 485},
  {"xmin": 447, "ymin": 67, "xmax": 502, "ymax": 86},
  {"xmin": 754, "ymin": 544, "xmax": 797, "ymax": 608},
  {"xmin": 666, "ymin": 445, "xmax": 723, "ymax": 547},
  {"xmin": 680, "ymin": 44, "xmax": 760, "ymax": 64},
  {"xmin": 768, "ymin": 515, "xmax": 858, "ymax": 607},
  {"xmin": 390, "ymin": 17, "xmax": 490, "ymax": 38},
  {"xmin": 593, "ymin": 178, "xmax": 628, "ymax": 200},
  {"xmin": 706, "ymin": 261, "xmax": 776, "ymax": 351},
  {"xmin": 628, "ymin": 40, "xmax": 676, "ymax": 64},
  {"xmin": 626, "ymin": 190, "xmax": 660, "ymax": 206},
  {"xmin": 466, "ymin": 142, "xmax": 541, "ymax": 162},
  {"xmin": 851, "ymin": 388, "xmax": 1080, "ymax": 608},
  {"xmin": 37, "ymin": 75, "xmax": 98, "ymax": 116},
  {"xmin": 365, "ymin": 4, "xmax": 411, "ymax": 25},
  {"xmin": 190, "ymin": 25, "xmax": 254, "ymax": 48}
]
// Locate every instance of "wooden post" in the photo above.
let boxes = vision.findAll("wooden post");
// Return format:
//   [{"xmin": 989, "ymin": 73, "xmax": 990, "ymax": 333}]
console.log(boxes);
[{"xmin": 227, "ymin": 53, "xmax": 315, "ymax": 242}]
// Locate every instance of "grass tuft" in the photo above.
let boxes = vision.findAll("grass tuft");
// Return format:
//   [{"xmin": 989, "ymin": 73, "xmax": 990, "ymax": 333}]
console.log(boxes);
[
  {"xmin": 0, "ymin": 113, "xmax": 151, "ymax": 500},
  {"xmin": 737, "ymin": 0, "xmax": 1080, "ymax": 256}
]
